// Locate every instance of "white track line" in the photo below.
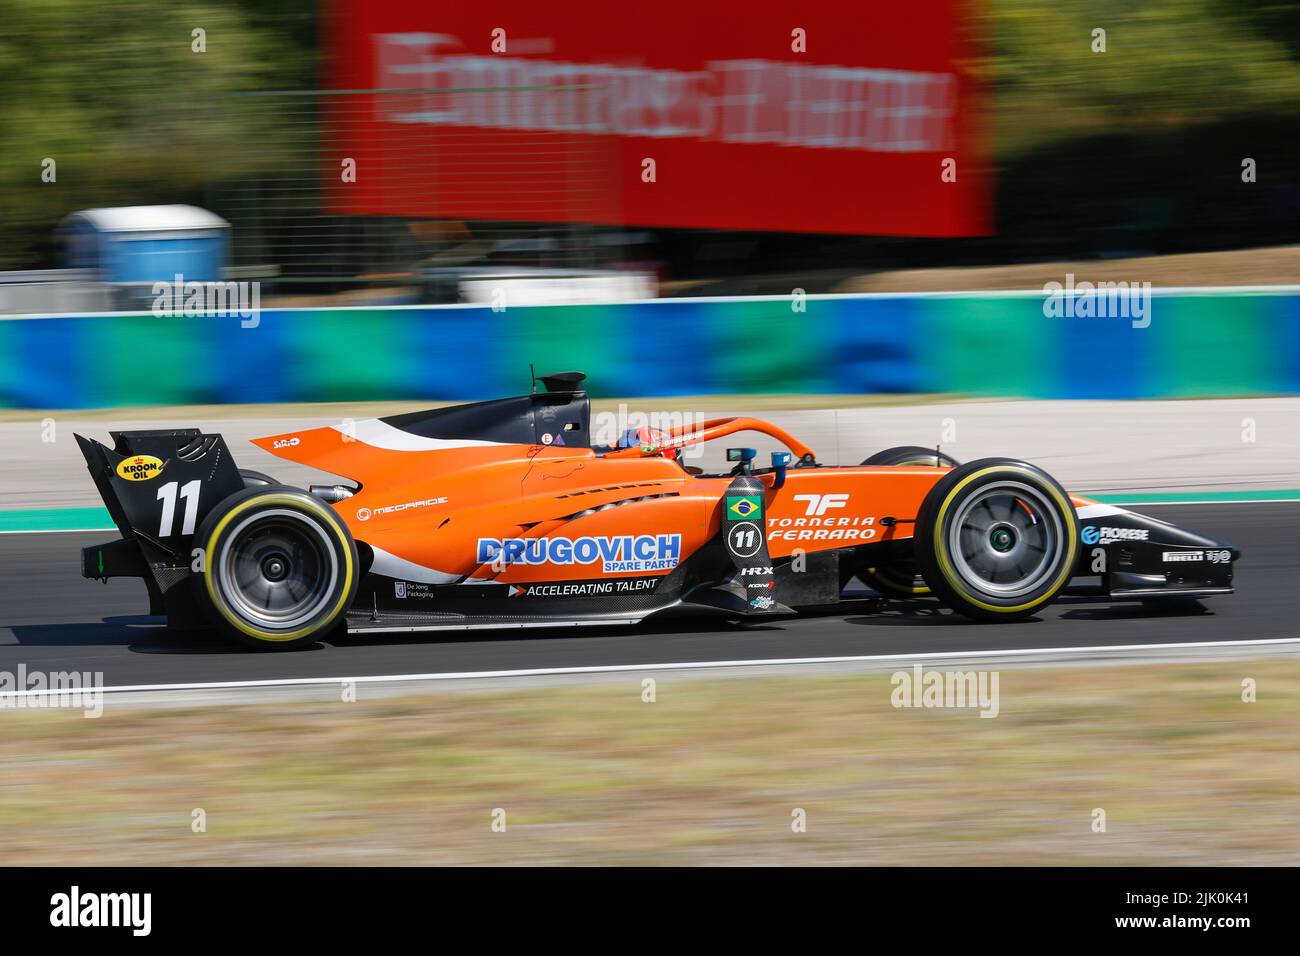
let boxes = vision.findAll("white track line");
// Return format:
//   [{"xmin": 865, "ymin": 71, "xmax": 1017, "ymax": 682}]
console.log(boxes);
[
  {"xmin": 2, "ymin": 637, "xmax": 1298, "ymax": 700},
  {"xmin": 1097, "ymin": 498, "xmax": 1300, "ymax": 506},
  {"xmin": 0, "ymin": 526, "xmax": 116, "ymax": 535}
]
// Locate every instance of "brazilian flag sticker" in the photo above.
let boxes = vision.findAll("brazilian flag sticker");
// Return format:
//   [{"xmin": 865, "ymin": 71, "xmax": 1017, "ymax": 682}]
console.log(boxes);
[{"xmin": 726, "ymin": 495, "xmax": 762, "ymax": 521}]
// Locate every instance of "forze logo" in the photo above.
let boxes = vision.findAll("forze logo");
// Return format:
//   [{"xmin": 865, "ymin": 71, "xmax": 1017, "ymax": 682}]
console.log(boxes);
[
  {"xmin": 477, "ymin": 535, "xmax": 681, "ymax": 573},
  {"xmin": 114, "ymin": 455, "xmax": 164, "ymax": 482},
  {"xmin": 1082, "ymin": 525, "xmax": 1149, "ymax": 545}
]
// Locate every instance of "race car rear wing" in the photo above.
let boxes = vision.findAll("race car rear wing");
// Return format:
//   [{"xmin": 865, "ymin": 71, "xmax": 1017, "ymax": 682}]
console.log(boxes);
[{"xmin": 75, "ymin": 429, "xmax": 244, "ymax": 625}]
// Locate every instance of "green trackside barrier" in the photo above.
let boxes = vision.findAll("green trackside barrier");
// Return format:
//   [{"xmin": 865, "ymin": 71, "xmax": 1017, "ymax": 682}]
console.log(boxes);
[{"xmin": 2, "ymin": 289, "xmax": 1298, "ymax": 407}]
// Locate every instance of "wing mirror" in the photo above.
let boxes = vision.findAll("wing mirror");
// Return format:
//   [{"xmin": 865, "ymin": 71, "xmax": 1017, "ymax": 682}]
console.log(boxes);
[
  {"xmin": 726, "ymin": 447, "xmax": 757, "ymax": 475},
  {"xmin": 770, "ymin": 451, "xmax": 792, "ymax": 489}
]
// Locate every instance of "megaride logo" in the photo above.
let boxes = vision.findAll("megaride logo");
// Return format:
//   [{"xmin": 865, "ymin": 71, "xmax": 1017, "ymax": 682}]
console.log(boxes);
[{"xmin": 115, "ymin": 455, "xmax": 164, "ymax": 482}]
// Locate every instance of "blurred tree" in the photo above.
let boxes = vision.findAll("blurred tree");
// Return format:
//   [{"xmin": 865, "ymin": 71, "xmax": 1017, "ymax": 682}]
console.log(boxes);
[
  {"xmin": 1, "ymin": 0, "xmax": 1299, "ymax": 272},
  {"xmin": 987, "ymin": 0, "xmax": 1300, "ymax": 157},
  {"xmin": 979, "ymin": 1, "xmax": 1300, "ymax": 256},
  {"xmin": 1215, "ymin": 0, "xmax": 1300, "ymax": 62},
  {"xmin": 0, "ymin": 0, "xmax": 317, "ymax": 268}
]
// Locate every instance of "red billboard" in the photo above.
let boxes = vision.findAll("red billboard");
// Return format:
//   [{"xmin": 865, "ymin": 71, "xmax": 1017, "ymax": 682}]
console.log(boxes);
[{"xmin": 324, "ymin": 1, "xmax": 988, "ymax": 236}]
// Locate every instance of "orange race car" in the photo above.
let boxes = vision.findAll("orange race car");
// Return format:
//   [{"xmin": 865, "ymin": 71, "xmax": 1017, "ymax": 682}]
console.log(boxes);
[{"xmin": 76, "ymin": 372, "xmax": 1239, "ymax": 649}]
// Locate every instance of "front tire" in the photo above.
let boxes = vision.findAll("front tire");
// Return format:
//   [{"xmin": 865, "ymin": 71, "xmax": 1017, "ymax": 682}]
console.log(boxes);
[
  {"xmin": 192, "ymin": 486, "xmax": 359, "ymax": 649},
  {"xmin": 913, "ymin": 459, "xmax": 1078, "ymax": 621}
]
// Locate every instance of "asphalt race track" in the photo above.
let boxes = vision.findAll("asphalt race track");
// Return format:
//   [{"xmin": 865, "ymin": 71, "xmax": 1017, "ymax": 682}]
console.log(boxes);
[{"xmin": 0, "ymin": 503, "xmax": 1295, "ymax": 688}]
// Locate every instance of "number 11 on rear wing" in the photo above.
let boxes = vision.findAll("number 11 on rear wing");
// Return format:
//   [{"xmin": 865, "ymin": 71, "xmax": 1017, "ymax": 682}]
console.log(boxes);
[{"xmin": 75, "ymin": 430, "xmax": 245, "ymax": 625}]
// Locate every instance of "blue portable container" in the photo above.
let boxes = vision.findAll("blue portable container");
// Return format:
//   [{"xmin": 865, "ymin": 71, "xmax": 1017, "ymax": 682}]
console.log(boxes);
[{"xmin": 59, "ymin": 205, "xmax": 230, "ymax": 283}]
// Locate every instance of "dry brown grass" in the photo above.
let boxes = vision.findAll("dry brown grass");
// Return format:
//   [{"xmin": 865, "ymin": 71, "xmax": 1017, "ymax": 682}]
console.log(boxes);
[
  {"xmin": 837, "ymin": 245, "xmax": 1300, "ymax": 294},
  {"xmin": 1, "ymin": 659, "xmax": 1297, "ymax": 865}
]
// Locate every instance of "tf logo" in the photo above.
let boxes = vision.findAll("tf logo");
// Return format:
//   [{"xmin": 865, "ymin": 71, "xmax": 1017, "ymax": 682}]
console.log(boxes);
[{"xmin": 727, "ymin": 495, "xmax": 761, "ymax": 520}]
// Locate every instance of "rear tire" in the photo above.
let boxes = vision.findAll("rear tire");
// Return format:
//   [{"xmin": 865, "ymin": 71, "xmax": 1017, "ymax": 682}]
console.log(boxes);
[
  {"xmin": 238, "ymin": 469, "xmax": 278, "ymax": 488},
  {"xmin": 856, "ymin": 446, "xmax": 959, "ymax": 598},
  {"xmin": 913, "ymin": 459, "xmax": 1078, "ymax": 621},
  {"xmin": 191, "ymin": 485, "xmax": 358, "ymax": 649}
]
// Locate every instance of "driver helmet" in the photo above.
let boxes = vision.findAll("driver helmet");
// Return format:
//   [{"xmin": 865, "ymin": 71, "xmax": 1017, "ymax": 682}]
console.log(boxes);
[{"xmin": 616, "ymin": 426, "xmax": 681, "ymax": 460}]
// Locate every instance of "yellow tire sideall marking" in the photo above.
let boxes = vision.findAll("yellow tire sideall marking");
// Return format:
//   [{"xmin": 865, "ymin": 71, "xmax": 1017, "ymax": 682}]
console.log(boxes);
[
  {"xmin": 203, "ymin": 493, "xmax": 354, "ymax": 642},
  {"xmin": 864, "ymin": 568, "xmax": 931, "ymax": 596},
  {"xmin": 932, "ymin": 466, "xmax": 1078, "ymax": 614}
]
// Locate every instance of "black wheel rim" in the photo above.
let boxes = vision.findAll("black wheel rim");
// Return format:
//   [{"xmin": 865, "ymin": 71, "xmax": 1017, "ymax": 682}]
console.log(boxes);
[{"xmin": 217, "ymin": 509, "xmax": 339, "ymax": 630}]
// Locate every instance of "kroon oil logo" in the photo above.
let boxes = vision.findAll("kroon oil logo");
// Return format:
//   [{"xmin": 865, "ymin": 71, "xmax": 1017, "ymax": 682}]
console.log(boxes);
[{"xmin": 115, "ymin": 455, "xmax": 164, "ymax": 482}]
